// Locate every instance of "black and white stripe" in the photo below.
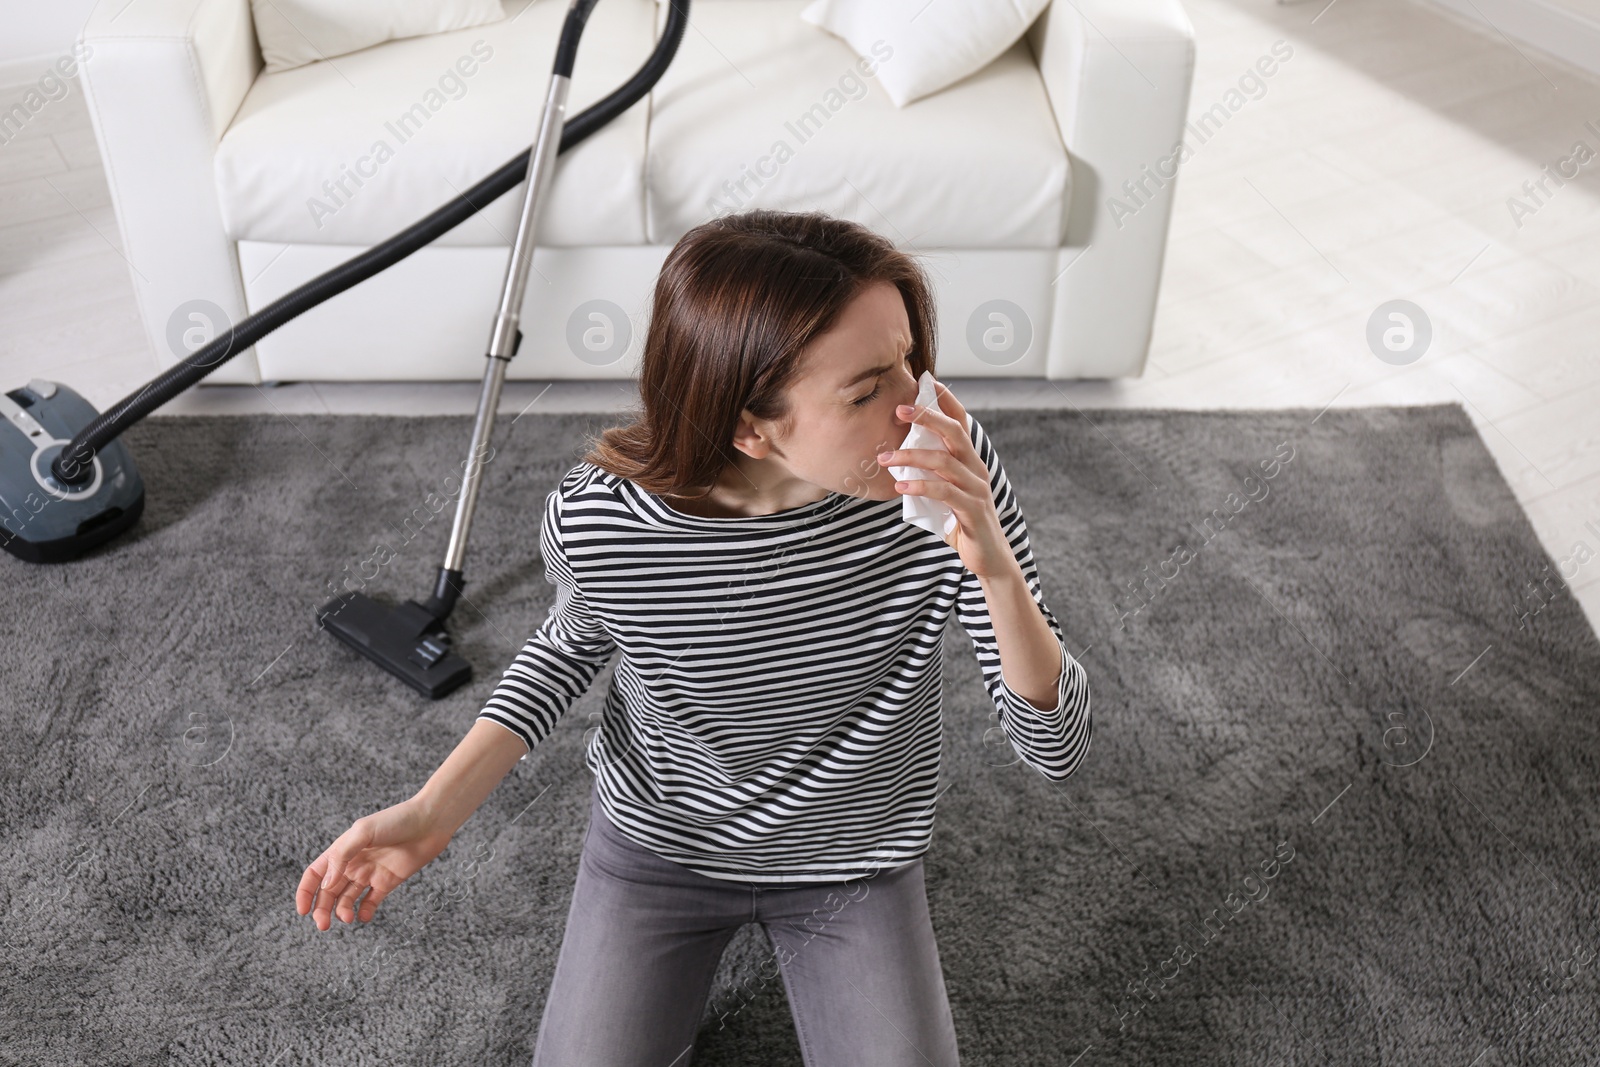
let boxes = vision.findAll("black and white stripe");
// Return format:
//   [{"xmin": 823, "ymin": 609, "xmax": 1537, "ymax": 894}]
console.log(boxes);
[{"xmin": 477, "ymin": 414, "xmax": 1092, "ymax": 884}]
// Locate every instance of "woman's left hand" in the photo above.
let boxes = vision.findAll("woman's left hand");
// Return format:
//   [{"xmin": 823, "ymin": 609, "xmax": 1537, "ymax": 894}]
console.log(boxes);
[{"xmin": 876, "ymin": 380, "xmax": 1020, "ymax": 581}]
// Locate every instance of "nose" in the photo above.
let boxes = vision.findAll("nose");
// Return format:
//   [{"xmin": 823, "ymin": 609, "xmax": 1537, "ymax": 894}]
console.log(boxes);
[{"xmin": 892, "ymin": 369, "xmax": 919, "ymax": 416}]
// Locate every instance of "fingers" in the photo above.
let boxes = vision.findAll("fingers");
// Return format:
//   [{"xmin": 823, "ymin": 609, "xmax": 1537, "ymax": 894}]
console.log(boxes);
[
  {"xmin": 300, "ymin": 847, "xmax": 357, "ymax": 931},
  {"xmin": 295, "ymin": 864, "xmax": 324, "ymax": 916},
  {"xmin": 897, "ymin": 388, "xmax": 975, "ymax": 460},
  {"xmin": 898, "ymin": 475, "xmax": 955, "ymax": 500},
  {"xmin": 295, "ymin": 846, "xmax": 347, "ymax": 912},
  {"xmin": 878, "ymin": 447, "xmax": 957, "ymax": 471},
  {"xmin": 311, "ymin": 863, "xmax": 346, "ymax": 931},
  {"xmin": 309, "ymin": 883, "xmax": 336, "ymax": 932},
  {"xmin": 304, "ymin": 867, "xmax": 366, "ymax": 931},
  {"xmin": 357, "ymin": 882, "xmax": 393, "ymax": 923},
  {"xmin": 305, "ymin": 859, "xmax": 346, "ymax": 931},
  {"xmin": 932, "ymin": 379, "xmax": 968, "ymax": 422},
  {"xmin": 877, "ymin": 447, "xmax": 982, "ymax": 494},
  {"xmin": 335, "ymin": 878, "xmax": 367, "ymax": 924},
  {"xmin": 899, "ymin": 378, "xmax": 963, "ymax": 427},
  {"xmin": 298, "ymin": 818, "xmax": 379, "ymax": 927}
]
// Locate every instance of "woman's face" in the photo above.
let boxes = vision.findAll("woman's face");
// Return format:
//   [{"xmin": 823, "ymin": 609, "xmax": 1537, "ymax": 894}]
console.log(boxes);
[{"xmin": 732, "ymin": 279, "xmax": 923, "ymax": 504}]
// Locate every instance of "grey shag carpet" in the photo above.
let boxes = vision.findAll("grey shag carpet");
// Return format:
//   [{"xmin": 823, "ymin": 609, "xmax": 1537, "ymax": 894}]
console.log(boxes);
[{"xmin": 2, "ymin": 402, "xmax": 1597, "ymax": 1066}]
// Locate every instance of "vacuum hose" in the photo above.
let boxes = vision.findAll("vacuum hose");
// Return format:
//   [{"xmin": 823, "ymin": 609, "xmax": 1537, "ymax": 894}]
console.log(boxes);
[{"xmin": 51, "ymin": 0, "xmax": 689, "ymax": 486}]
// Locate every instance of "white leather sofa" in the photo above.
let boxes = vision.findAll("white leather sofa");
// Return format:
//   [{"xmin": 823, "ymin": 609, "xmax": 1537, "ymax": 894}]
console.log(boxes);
[{"xmin": 77, "ymin": 0, "xmax": 1194, "ymax": 385}]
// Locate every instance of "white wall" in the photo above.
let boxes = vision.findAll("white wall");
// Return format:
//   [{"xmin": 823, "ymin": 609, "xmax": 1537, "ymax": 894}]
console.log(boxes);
[
  {"xmin": 1420, "ymin": 0, "xmax": 1600, "ymax": 79},
  {"xmin": 0, "ymin": 0, "xmax": 101, "ymax": 84},
  {"xmin": 1544, "ymin": 0, "xmax": 1600, "ymax": 20}
]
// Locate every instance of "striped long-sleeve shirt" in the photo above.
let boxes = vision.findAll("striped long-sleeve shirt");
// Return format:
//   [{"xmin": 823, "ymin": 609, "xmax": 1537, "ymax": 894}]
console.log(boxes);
[{"xmin": 476, "ymin": 412, "xmax": 1091, "ymax": 884}]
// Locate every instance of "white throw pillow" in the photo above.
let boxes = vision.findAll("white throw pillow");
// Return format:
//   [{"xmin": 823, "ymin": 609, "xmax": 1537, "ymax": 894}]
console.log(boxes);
[
  {"xmin": 800, "ymin": 0, "xmax": 1050, "ymax": 108},
  {"xmin": 251, "ymin": 0, "xmax": 508, "ymax": 74}
]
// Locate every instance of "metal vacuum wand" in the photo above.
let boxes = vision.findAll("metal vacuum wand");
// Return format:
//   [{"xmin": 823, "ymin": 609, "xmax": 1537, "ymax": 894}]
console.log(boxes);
[
  {"xmin": 315, "ymin": 52, "xmax": 578, "ymax": 699},
  {"xmin": 440, "ymin": 67, "xmax": 572, "ymax": 597}
]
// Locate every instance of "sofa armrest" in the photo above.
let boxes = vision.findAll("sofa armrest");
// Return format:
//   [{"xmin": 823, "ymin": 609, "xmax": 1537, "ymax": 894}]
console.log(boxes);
[
  {"xmin": 78, "ymin": 0, "xmax": 263, "ymax": 384},
  {"xmin": 82, "ymin": 0, "xmax": 260, "ymax": 141},
  {"xmin": 1027, "ymin": 0, "xmax": 1195, "ymax": 377}
]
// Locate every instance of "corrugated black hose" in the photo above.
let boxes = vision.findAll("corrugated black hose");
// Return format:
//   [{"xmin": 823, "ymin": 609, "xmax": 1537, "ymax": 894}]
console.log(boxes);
[{"xmin": 51, "ymin": 0, "xmax": 688, "ymax": 486}]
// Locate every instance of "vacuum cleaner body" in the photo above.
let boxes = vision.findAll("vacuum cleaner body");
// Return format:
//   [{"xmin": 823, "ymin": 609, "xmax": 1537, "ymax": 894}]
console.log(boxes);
[{"xmin": 0, "ymin": 380, "xmax": 144, "ymax": 563}]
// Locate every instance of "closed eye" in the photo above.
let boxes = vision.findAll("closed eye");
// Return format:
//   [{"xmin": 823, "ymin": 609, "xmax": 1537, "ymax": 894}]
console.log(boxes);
[{"xmin": 851, "ymin": 348, "xmax": 912, "ymax": 407}]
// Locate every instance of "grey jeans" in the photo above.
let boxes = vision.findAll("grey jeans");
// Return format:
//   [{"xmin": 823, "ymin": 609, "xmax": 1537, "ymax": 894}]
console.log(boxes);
[{"xmin": 530, "ymin": 781, "xmax": 962, "ymax": 1067}]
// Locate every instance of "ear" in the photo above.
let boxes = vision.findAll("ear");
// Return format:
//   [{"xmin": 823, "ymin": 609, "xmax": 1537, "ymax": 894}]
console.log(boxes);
[{"xmin": 730, "ymin": 409, "xmax": 772, "ymax": 459}]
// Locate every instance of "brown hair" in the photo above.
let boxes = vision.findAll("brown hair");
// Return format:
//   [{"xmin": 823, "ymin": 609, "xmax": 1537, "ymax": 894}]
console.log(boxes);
[{"xmin": 579, "ymin": 209, "xmax": 938, "ymax": 499}]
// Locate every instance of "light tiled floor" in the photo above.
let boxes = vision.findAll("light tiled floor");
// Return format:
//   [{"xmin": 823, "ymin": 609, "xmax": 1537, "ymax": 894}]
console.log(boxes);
[{"xmin": 2, "ymin": 0, "xmax": 1597, "ymax": 632}]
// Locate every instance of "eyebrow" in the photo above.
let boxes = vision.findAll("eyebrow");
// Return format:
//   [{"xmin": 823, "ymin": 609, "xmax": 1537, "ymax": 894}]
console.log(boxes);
[
  {"xmin": 838, "ymin": 344, "xmax": 914, "ymax": 391},
  {"xmin": 839, "ymin": 362, "xmax": 895, "ymax": 390}
]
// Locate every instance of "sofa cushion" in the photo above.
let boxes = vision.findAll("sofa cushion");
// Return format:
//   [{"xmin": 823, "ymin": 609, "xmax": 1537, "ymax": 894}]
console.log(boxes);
[
  {"xmin": 800, "ymin": 0, "xmax": 1052, "ymax": 108},
  {"xmin": 250, "ymin": 0, "xmax": 508, "ymax": 75},
  {"xmin": 214, "ymin": 0, "xmax": 654, "ymax": 247},
  {"xmin": 645, "ymin": 0, "xmax": 1069, "ymax": 248}
]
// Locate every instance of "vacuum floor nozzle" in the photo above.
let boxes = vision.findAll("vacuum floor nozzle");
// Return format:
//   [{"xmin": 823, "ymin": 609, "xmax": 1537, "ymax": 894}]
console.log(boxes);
[{"xmin": 317, "ymin": 591, "xmax": 471, "ymax": 699}]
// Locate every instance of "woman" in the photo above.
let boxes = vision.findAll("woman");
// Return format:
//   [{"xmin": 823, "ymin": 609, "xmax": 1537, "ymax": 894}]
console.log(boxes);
[{"xmin": 295, "ymin": 209, "xmax": 1092, "ymax": 1066}]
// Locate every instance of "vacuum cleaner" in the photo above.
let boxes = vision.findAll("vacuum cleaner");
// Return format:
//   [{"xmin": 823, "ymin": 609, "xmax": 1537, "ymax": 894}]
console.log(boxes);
[{"xmin": 0, "ymin": 0, "xmax": 690, "ymax": 699}]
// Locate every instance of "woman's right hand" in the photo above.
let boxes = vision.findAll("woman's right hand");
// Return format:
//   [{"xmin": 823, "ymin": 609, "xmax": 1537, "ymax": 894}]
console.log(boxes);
[{"xmin": 295, "ymin": 797, "xmax": 453, "ymax": 932}]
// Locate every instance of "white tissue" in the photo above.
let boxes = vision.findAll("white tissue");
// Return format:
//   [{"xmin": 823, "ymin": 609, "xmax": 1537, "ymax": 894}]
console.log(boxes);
[{"xmin": 889, "ymin": 370, "xmax": 960, "ymax": 542}]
